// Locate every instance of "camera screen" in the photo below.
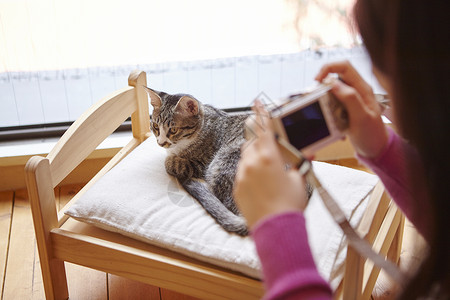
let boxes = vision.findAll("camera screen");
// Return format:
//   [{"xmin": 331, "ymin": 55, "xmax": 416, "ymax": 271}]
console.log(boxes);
[{"xmin": 281, "ymin": 101, "xmax": 330, "ymax": 150}]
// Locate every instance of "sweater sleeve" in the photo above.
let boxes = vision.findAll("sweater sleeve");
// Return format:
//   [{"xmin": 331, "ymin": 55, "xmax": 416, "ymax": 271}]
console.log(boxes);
[
  {"xmin": 356, "ymin": 126, "xmax": 430, "ymax": 237},
  {"xmin": 252, "ymin": 212, "xmax": 332, "ymax": 300}
]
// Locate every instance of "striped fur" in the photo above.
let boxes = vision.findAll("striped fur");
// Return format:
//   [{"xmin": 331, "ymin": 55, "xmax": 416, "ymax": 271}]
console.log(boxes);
[{"xmin": 145, "ymin": 87, "xmax": 249, "ymax": 235}]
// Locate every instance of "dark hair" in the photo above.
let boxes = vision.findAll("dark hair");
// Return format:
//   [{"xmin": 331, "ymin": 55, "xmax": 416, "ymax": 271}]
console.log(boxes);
[{"xmin": 354, "ymin": 0, "xmax": 450, "ymax": 298}]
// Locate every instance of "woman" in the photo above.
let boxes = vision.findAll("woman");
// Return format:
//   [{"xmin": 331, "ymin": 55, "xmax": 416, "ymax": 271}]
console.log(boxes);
[{"xmin": 234, "ymin": 0, "xmax": 449, "ymax": 299}]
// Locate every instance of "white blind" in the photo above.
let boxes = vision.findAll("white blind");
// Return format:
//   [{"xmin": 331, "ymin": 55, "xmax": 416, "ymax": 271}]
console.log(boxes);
[{"xmin": 0, "ymin": 47, "xmax": 384, "ymax": 127}]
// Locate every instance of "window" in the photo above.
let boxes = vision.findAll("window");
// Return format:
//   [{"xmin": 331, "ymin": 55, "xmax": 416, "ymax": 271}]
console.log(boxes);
[{"xmin": 0, "ymin": 0, "xmax": 380, "ymax": 133}]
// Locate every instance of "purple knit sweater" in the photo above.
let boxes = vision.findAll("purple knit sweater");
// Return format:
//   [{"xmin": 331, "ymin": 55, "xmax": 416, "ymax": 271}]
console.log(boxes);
[{"xmin": 252, "ymin": 127, "xmax": 428, "ymax": 299}]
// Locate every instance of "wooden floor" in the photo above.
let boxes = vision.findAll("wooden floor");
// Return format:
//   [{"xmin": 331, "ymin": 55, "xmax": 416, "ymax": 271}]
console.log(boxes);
[{"xmin": 0, "ymin": 184, "xmax": 199, "ymax": 300}]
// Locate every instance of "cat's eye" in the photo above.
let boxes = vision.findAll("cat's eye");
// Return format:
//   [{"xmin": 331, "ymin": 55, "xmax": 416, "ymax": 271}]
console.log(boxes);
[
  {"xmin": 153, "ymin": 123, "xmax": 159, "ymax": 130},
  {"xmin": 169, "ymin": 127, "xmax": 178, "ymax": 134}
]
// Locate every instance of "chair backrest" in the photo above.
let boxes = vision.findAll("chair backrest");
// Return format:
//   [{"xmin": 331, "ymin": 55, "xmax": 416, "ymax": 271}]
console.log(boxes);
[{"xmin": 46, "ymin": 71, "xmax": 150, "ymax": 188}]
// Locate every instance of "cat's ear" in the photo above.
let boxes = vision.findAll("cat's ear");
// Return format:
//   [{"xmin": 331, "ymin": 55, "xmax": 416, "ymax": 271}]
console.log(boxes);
[
  {"xmin": 142, "ymin": 86, "xmax": 162, "ymax": 108},
  {"xmin": 175, "ymin": 96, "xmax": 199, "ymax": 116}
]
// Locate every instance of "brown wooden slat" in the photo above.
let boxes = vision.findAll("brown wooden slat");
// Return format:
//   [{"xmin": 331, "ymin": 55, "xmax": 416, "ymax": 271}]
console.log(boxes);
[
  {"xmin": 64, "ymin": 262, "xmax": 108, "ymax": 300},
  {"xmin": 0, "ymin": 191, "xmax": 14, "ymax": 298},
  {"xmin": 161, "ymin": 288, "xmax": 201, "ymax": 300},
  {"xmin": 108, "ymin": 274, "xmax": 161, "ymax": 300},
  {"xmin": 2, "ymin": 189, "xmax": 45, "ymax": 299}
]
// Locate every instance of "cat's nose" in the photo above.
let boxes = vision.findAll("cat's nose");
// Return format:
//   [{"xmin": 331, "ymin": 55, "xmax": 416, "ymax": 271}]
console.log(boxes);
[{"xmin": 159, "ymin": 141, "xmax": 171, "ymax": 148}]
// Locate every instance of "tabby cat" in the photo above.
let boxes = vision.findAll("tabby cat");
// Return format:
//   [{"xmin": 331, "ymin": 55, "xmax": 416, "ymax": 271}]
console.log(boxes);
[{"xmin": 144, "ymin": 87, "xmax": 250, "ymax": 236}]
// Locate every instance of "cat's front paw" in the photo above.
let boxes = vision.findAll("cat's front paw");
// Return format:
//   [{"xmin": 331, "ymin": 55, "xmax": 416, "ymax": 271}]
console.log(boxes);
[{"xmin": 165, "ymin": 156, "xmax": 192, "ymax": 179}]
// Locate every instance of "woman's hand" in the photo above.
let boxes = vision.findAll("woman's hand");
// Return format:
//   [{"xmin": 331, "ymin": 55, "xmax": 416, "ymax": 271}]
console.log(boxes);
[
  {"xmin": 315, "ymin": 61, "xmax": 389, "ymax": 159},
  {"xmin": 234, "ymin": 101, "xmax": 308, "ymax": 230}
]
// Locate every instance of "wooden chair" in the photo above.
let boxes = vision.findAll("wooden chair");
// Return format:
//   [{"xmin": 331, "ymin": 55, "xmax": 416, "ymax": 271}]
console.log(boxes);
[
  {"xmin": 25, "ymin": 70, "xmax": 404, "ymax": 300},
  {"xmin": 336, "ymin": 182, "xmax": 405, "ymax": 300}
]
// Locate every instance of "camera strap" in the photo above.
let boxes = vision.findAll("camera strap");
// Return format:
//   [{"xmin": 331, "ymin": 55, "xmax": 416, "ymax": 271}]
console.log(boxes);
[{"xmin": 276, "ymin": 136, "xmax": 406, "ymax": 286}]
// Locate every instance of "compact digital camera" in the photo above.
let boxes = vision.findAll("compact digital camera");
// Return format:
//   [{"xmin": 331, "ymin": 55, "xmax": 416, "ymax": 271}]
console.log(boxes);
[
  {"xmin": 270, "ymin": 83, "xmax": 349, "ymax": 157},
  {"xmin": 246, "ymin": 83, "xmax": 349, "ymax": 160}
]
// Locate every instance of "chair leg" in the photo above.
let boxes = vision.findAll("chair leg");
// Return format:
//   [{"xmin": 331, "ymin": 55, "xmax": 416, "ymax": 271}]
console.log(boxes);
[
  {"xmin": 26, "ymin": 156, "xmax": 69, "ymax": 299},
  {"xmin": 342, "ymin": 246, "xmax": 364, "ymax": 300},
  {"xmin": 41, "ymin": 259, "xmax": 69, "ymax": 300}
]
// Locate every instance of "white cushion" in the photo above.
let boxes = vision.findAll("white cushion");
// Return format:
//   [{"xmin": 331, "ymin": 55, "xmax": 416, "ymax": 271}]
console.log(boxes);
[{"xmin": 66, "ymin": 134, "xmax": 378, "ymax": 283}]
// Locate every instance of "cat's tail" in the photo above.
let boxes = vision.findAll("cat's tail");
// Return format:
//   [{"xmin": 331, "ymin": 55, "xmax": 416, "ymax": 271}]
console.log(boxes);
[{"xmin": 181, "ymin": 179, "xmax": 248, "ymax": 236}]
